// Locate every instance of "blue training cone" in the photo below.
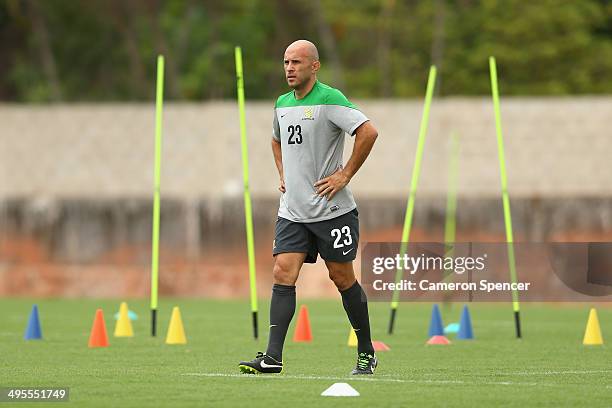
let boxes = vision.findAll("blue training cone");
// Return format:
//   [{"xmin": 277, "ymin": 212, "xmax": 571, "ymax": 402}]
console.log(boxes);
[
  {"xmin": 428, "ymin": 304, "xmax": 444, "ymax": 337},
  {"xmin": 457, "ymin": 305, "xmax": 474, "ymax": 340},
  {"xmin": 24, "ymin": 305, "xmax": 42, "ymax": 340}
]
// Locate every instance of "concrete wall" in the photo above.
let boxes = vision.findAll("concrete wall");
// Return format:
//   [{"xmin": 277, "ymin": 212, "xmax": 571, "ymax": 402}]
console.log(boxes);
[
  {"xmin": 2, "ymin": 99, "xmax": 611, "ymax": 297},
  {"xmin": 2, "ymin": 98, "xmax": 611, "ymax": 200}
]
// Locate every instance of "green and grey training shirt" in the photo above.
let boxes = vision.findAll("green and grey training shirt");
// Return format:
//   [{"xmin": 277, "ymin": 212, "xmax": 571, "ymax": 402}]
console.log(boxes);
[{"xmin": 272, "ymin": 80, "xmax": 369, "ymax": 223}]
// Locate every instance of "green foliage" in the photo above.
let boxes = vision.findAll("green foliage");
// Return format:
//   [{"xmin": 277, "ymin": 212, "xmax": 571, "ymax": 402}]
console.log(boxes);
[{"xmin": 1, "ymin": 0, "xmax": 611, "ymax": 101}]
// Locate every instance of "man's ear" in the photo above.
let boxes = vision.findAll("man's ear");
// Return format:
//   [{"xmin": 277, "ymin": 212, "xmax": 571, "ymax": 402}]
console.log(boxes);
[{"xmin": 312, "ymin": 60, "xmax": 321, "ymax": 73}]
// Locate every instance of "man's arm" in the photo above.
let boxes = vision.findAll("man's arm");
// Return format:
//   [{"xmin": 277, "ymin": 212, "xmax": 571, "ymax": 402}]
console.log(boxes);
[
  {"xmin": 314, "ymin": 120, "xmax": 378, "ymax": 200},
  {"xmin": 271, "ymin": 138, "xmax": 286, "ymax": 193}
]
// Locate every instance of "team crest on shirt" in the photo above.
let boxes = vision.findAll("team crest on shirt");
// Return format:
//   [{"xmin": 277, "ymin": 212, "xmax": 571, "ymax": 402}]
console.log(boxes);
[{"xmin": 302, "ymin": 107, "xmax": 315, "ymax": 120}]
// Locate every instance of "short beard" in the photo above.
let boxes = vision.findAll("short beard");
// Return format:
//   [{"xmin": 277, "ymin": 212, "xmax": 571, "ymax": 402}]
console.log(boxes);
[{"xmin": 287, "ymin": 80, "xmax": 301, "ymax": 90}]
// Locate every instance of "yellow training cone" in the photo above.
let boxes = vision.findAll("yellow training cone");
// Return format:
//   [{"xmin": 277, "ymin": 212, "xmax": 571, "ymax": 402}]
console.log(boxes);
[
  {"xmin": 166, "ymin": 306, "xmax": 187, "ymax": 345},
  {"xmin": 114, "ymin": 302, "xmax": 134, "ymax": 337},
  {"xmin": 583, "ymin": 308, "xmax": 604, "ymax": 345},
  {"xmin": 347, "ymin": 328, "xmax": 357, "ymax": 347}
]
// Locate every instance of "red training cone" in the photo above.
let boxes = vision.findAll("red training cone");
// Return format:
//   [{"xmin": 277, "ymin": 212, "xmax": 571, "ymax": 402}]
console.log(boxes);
[
  {"xmin": 293, "ymin": 305, "xmax": 312, "ymax": 342},
  {"xmin": 88, "ymin": 309, "xmax": 109, "ymax": 348},
  {"xmin": 427, "ymin": 335, "xmax": 451, "ymax": 345},
  {"xmin": 372, "ymin": 340, "xmax": 390, "ymax": 351}
]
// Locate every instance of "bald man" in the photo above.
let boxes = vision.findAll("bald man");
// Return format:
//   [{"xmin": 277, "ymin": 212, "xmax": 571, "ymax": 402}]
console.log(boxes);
[{"xmin": 239, "ymin": 40, "xmax": 379, "ymax": 375}]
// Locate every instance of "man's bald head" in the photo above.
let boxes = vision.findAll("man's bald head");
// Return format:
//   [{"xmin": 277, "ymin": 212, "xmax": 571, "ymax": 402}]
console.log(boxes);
[
  {"xmin": 285, "ymin": 40, "xmax": 319, "ymax": 62},
  {"xmin": 283, "ymin": 40, "xmax": 320, "ymax": 93}
]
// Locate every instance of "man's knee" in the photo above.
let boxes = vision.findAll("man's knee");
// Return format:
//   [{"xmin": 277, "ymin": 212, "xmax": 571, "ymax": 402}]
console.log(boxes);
[
  {"xmin": 327, "ymin": 262, "xmax": 356, "ymax": 291},
  {"xmin": 272, "ymin": 254, "xmax": 302, "ymax": 285}
]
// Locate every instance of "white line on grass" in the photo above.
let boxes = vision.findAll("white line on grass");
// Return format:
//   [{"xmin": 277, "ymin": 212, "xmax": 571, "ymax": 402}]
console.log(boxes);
[
  {"xmin": 510, "ymin": 370, "xmax": 612, "ymax": 376},
  {"xmin": 419, "ymin": 369, "xmax": 612, "ymax": 377},
  {"xmin": 184, "ymin": 373, "xmax": 404, "ymax": 383},
  {"xmin": 182, "ymin": 373, "xmax": 542, "ymax": 387}
]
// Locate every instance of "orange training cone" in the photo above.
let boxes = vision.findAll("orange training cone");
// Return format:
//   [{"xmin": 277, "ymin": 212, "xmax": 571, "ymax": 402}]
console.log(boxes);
[
  {"xmin": 427, "ymin": 335, "xmax": 451, "ymax": 345},
  {"xmin": 293, "ymin": 305, "xmax": 312, "ymax": 342},
  {"xmin": 88, "ymin": 309, "xmax": 109, "ymax": 348},
  {"xmin": 372, "ymin": 340, "xmax": 390, "ymax": 351}
]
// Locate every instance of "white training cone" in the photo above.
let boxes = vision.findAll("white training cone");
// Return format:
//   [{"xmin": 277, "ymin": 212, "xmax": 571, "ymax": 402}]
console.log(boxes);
[{"xmin": 321, "ymin": 383, "xmax": 360, "ymax": 397}]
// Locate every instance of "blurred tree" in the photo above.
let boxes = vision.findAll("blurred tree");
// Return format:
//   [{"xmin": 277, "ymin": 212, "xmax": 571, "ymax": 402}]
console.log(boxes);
[
  {"xmin": 27, "ymin": 0, "xmax": 62, "ymax": 100},
  {"xmin": 107, "ymin": 0, "xmax": 149, "ymax": 98},
  {"xmin": 377, "ymin": 0, "xmax": 395, "ymax": 97},
  {"xmin": 442, "ymin": 0, "xmax": 612, "ymax": 94},
  {"xmin": 0, "ymin": 0, "xmax": 611, "ymax": 101},
  {"xmin": 312, "ymin": 0, "xmax": 345, "ymax": 89}
]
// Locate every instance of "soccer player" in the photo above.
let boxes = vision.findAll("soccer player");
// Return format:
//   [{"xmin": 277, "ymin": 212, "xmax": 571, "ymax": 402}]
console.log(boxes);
[{"xmin": 239, "ymin": 40, "xmax": 379, "ymax": 375}]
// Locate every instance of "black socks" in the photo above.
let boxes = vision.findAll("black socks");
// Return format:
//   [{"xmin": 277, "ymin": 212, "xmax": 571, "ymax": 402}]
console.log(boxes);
[
  {"xmin": 265, "ymin": 281, "xmax": 373, "ymax": 360},
  {"xmin": 341, "ymin": 281, "xmax": 374, "ymax": 354},
  {"xmin": 265, "ymin": 284, "xmax": 296, "ymax": 361}
]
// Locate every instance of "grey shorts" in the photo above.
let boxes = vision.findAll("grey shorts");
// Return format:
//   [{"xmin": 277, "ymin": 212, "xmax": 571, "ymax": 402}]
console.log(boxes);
[{"xmin": 273, "ymin": 208, "xmax": 359, "ymax": 263}]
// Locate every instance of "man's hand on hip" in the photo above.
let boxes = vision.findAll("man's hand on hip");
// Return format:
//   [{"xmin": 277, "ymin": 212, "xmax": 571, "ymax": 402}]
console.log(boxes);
[{"xmin": 314, "ymin": 168, "xmax": 350, "ymax": 200}]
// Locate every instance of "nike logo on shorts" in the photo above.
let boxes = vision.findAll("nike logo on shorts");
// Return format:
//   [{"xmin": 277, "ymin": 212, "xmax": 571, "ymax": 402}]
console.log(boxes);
[{"xmin": 342, "ymin": 248, "xmax": 354, "ymax": 256}]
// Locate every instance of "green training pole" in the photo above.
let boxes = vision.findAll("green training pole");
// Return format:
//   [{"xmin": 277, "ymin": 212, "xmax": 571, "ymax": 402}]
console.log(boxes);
[
  {"xmin": 441, "ymin": 133, "xmax": 459, "ymax": 310},
  {"xmin": 388, "ymin": 66, "xmax": 437, "ymax": 334},
  {"xmin": 150, "ymin": 55, "xmax": 164, "ymax": 337},
  {"xmin": 235, "ymin": 46, "xmax": 259, "ymax": 340},
  {"xmin": 444, "ymin": 132, "xmax": 459, "ymax": 277},
  {"xmin": 444, "ymin": 132, "xmax": 459, "ymax": 250},
  {"xmin": 489, "ymin": 56, "xmax": 522, "ymax": 339}
]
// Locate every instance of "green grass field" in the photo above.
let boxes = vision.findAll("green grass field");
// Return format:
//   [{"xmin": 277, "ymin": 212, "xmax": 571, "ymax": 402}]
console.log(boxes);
[{"xmin": 1, "ymin": 299, "xmax": 610, "ymax": 407}]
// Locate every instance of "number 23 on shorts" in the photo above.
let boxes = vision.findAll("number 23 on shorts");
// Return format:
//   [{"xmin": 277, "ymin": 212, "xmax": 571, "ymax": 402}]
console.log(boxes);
[{"xmin": 331, "ymin": 226, "xmax": 353, "ymax": 248}]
